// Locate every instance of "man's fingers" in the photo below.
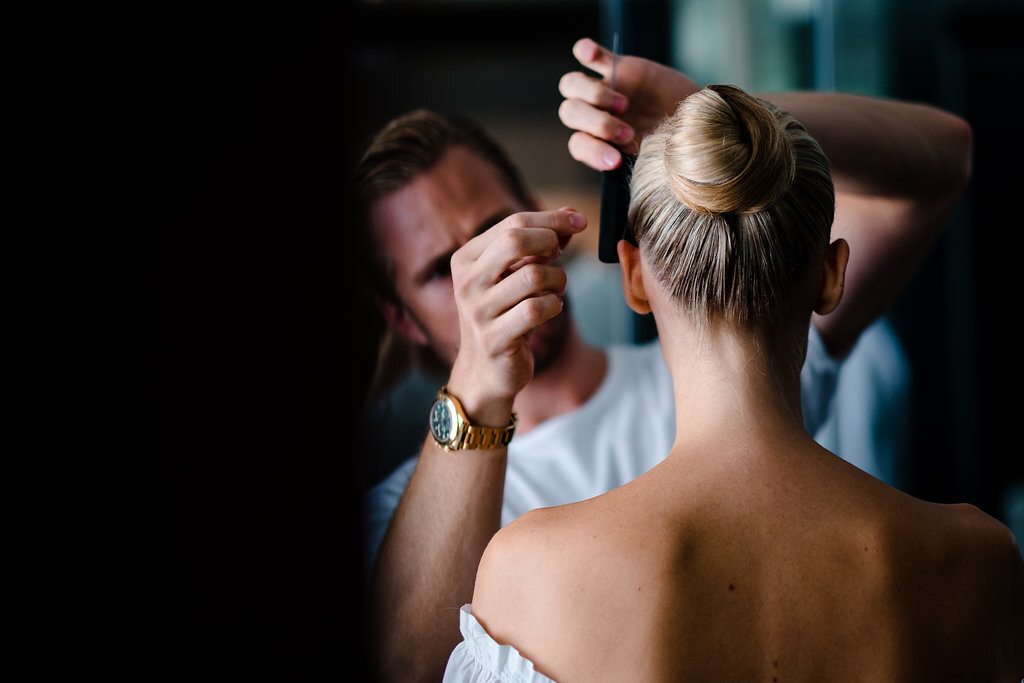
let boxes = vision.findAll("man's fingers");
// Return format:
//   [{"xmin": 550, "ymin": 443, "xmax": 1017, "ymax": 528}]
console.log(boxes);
[
  {"xmin": 487, "ymin": 261, "xmax": 567, "ymax": 317},
  {"xmin": 498, "ymin": 209, "xmax": 586, "ymax": 259},
  {"xmin": 462, "ymin": 261, "xmax": 567, "ymax": 352},
  {"xmin": 454, "ymin": 209, "xmax": 581, "ymax": 266},
  {"xmin": 453, "ymin": 209, "xmax": 586, "ymax": 297},
  {"xmin": 495, "ymin": 292, "xmax": 566, "ymax": 344}
]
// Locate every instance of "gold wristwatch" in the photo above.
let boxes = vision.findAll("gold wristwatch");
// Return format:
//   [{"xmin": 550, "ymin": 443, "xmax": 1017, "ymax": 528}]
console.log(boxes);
[{"xmin": 429, "ymin": 386, "xmax": 517, "ymax": 451}]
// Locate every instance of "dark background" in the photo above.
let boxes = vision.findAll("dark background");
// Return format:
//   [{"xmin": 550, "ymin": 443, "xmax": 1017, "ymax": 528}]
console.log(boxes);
[
  {"xmin": 7, "ymin": 1, "xmax": 1022, "ymax": 679},
  {"xmin": 10, "ymin": 6, "xmax": 364, "ymax": 680}
]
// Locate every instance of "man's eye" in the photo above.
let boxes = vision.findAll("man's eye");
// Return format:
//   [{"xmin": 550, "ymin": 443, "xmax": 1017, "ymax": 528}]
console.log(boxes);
[{"xmin": 427, "ymin": 262, "xmax": 452, "ymax": 281}]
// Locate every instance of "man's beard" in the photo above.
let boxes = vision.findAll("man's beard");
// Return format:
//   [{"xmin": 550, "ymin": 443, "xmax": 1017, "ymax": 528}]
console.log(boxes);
[
  {"xmin": 409, "ymin": 294, "xmax": 573, "ymax": 378},
  {"xmin": 528, "ymin": 294, "xmax": 572, "ymax": 376}
]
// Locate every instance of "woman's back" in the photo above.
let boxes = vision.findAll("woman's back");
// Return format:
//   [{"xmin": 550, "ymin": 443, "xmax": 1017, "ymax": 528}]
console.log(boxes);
[
  {"xmin": 472, "ymin": 437, "xmax": 1024, "ymax": 681},
  {"xmin": 462, "ymin": 84, "xmax": 1023, "ymax": 682}
]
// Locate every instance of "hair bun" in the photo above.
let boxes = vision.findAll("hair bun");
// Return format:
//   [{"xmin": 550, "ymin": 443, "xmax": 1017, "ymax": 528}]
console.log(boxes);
[{"xmin": 664, "ymin": 84, "xmax": 795, "ymax": 215}]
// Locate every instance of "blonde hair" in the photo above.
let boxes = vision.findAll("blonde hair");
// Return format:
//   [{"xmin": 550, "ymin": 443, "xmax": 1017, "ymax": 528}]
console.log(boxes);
[{"xmin": 628, "ymin": 85, "xmax": 835, "ymax": 330}]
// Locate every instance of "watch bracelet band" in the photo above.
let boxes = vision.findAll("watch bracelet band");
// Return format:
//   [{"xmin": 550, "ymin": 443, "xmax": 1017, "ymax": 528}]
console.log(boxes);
[
  {"xmin": 432, "ymin": 385, "xmax": 518, "ymax": 451},
  {"xmin": 462, "ymin": 416, "xmax": 517, "ymax": 449}
]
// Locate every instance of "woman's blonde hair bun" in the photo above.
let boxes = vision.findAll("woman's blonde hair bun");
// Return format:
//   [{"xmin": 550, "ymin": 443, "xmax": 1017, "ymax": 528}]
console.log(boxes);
[
  {"xmin": 626, "ymin": 83, "xmax": 834, "ymax": 329},
  {"xmin": 664, "ymin": 84, "xmax": 796, "ymax": 215}
]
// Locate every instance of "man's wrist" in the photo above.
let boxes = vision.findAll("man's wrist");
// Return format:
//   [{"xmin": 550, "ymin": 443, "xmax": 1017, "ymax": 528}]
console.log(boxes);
[
  {"xmin": 444, "ymin": 374, "xmax": 516, "ymax": 428},
  {"xmin": 430, "ymin": 384, "xmax": 517, "ymax": 452},
  {"xmin": 445, "ymin": 386, "xmax": 515, "ymax": 431}
]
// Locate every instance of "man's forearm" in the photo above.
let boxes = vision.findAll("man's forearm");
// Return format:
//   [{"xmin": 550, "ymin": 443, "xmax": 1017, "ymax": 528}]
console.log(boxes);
[
  {"xmin": 369, "ymin": 436, "xmax": 507, "ymax": 682},
  {"xmin": 763, "ymin": 91, "xmax": 972, "ymax": 201}
]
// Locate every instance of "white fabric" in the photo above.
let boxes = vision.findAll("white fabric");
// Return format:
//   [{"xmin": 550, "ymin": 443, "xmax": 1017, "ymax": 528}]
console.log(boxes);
[
  {"xmin": 800, "ymin": 321, "xmax": 840, "ymax": 438},
  {"xmin": 812, "ymin": 317, "xmax": 910, "ymax": 486},
  {"xmin": 363, "ymin": 327, "xmax": 840, "ymax": 574},
  {"xmin": 443, "ymin": 605, "xmax": 555, "ymax": 683}
]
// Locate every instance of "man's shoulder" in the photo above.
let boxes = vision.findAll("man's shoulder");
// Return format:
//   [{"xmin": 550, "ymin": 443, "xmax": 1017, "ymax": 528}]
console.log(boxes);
[
  {"xmin": 605, "ymin": 339, "xmax": 670, "ymax": 386},
  {"xmin": 364, "ymin": 454, "xmax": 417, "ymax": 531},
  {"xmin": 362, "ymin": 455, "xmax": 419, "ymax": 575},
  {"xmin": 366, "ymin": 455, "xmax": 418, "ymax": 504},
  {"xmin": 607, "ymin": 337, "xmax": 663, "ymax": 361}
]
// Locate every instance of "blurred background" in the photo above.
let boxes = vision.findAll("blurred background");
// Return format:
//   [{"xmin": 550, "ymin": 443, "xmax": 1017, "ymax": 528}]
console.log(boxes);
[{"xmin": 350, "ymin": 0, "xmax": 1023, "ymax": 538}]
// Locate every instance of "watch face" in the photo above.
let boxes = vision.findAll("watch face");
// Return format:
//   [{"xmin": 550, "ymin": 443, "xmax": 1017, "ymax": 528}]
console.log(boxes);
[{"xmin": 430, "ymin": 398, "xmax": 454, "ymax": 444}]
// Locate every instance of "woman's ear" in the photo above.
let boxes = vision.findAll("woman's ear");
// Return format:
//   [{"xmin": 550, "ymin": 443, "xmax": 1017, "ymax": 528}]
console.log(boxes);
[
  {"xmin": 377, "ymin": 295, "xmax": 429, "ymax": 346},
  {"xmin": 617, "ymin": 240, "xmax": 652, "ymax": 315},
  {"xmin": 814, "ymin": 238, "xmax": 849, "ymax": 315}
]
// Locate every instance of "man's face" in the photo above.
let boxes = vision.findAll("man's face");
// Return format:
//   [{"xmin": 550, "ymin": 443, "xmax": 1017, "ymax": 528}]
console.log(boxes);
[{"xmin": 370, "ymin": 145, "xmax": 570, "ymax": 370}]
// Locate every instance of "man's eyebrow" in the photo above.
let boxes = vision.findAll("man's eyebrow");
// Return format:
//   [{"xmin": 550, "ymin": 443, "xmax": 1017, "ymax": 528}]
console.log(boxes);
[
  {"xmin": 413, "ymin": 208, "xmax": 520, "ymax": 285},
  {"xmin": 413, "ymin": 248, "xmax": 456, "ymax": 285},
  {"xmin": 475, "ymin": 210, "xmax": 514, "ymax": 238}
]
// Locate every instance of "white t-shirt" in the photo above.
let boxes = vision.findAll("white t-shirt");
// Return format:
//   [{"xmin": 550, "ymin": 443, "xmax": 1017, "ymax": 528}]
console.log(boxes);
[{"xmin": 364, "ymin": 327, "xmax": 839, "ymax": 574}]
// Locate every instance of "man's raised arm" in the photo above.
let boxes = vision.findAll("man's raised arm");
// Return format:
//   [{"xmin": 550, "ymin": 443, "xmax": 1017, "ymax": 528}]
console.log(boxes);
[{"xmin": 367, "ymin": 209, "xmax": 585, "ymax": 682}]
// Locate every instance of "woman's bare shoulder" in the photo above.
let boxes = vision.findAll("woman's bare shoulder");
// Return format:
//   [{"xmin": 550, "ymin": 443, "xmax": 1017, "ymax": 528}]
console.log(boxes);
[
  {"xmin": 909, "ymin": 500, "xmax": 1022, "ymax": 564},
  {"xmin": 926, "ymin": 503, "xmax": 1024, "ymax": 674},
  {"xmin": 472, "ymin": 506, "xmax": 579, "ymax": 629},
  {"xmin": 468, "ymin": 503, "xmax": 605, "ymax": 679}
]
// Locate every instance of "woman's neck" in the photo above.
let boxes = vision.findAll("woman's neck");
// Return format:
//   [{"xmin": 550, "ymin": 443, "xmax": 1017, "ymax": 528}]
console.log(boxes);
[{"xmin": 660, "ymin": 318, "xmax": 807, "ymax": 451}]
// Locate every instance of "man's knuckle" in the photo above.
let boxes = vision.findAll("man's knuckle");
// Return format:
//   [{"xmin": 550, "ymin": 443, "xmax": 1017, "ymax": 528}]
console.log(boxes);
[
  {"xmin": 505, "ymin": 213, "xmax": 529, "ymax": 230},
  {"xmin": 520, "ymin": 264, "xmax": 545, "ymax": 289},
  {"xmin": 521, "ymin": 296, "xmax": 547, "ymax": 320}
]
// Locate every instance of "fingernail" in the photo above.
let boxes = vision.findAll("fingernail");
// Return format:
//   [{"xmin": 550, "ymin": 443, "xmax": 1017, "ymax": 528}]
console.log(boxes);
[
  {"xmin": 611, "ymin": 95, "xmax": 627, "ymax": 113},
  {"xmin": 603, "ymin": 149, "xmax": 620, "ymax": 169},
  {"xmin": 616, "ymin": 125, "xmax": 634, "ymax": 144},
  {"xmin": 569, "ymin": 212, "xmax": 585, "ymax": 229}
]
